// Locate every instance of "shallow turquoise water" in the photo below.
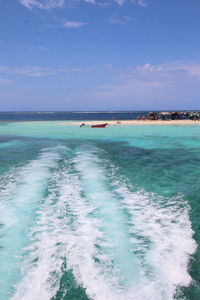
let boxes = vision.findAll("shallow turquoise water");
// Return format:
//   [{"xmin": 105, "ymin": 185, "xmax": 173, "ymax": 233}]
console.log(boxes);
[{"xmin": 0, "ymin": 121, "xmax": 200, "ymax": 300}]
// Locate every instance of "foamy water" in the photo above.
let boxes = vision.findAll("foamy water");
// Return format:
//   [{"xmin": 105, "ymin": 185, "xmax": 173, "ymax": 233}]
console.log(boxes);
[{"xmin": 0, "ymin": 146, "xmax": 195, "ymax": 300}]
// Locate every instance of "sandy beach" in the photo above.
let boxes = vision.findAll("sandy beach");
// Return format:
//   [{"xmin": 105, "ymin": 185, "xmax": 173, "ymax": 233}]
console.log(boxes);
[{"xmin": 62, "ymin": 120, "xmax": 200, "ymax": 126}]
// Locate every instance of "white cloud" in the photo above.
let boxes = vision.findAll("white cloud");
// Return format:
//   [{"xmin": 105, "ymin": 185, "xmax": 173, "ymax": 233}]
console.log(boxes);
[
  {"xmin": 109, "ymin": 15, "xmax": 133, "ymax": 24},
  {"xmin": 137, "ymin": 62, "xmax": 200, "ymax": 82},
  {"xmin": 63, "ymin": 20, "xmax": 87, "ymax": 28},
  {"xmin": 84, "ymin": 0, "xmax": 96, "ymax": 3},
  {"xmin": 0, "ymin": 65, "xmax": 91, "ymax": 77},
  {"xmin": 84, "ymin": 0, "xmax": 146, "ymax": 6},
  {"xmin": 58, "ymin": 66, "xmax": 91, "ymax": 72},
  {"xmin": 167, "ymin": 63, "xmax": 200, "ymax": 81},
  {"xmin": 18, "ymin": 0, "xmax": 146, "ymax": 9},
  {"xmin": 80, "ymin": 61, "xmax": 200, "ymax": 110},
  {"xmin": 122, "ymin": 62, "xmax": 200, "ymax": 83},
  {"xmin": 44, "ymin": 19, "xmax": 87, "ymax": 28},
  {"xmin": 68, "ymin": 67, "xmax": 88, "ymax": 72},
  {"xmin": 0, "ymin": 66, "xmax": 56, "ymax": 77},
  {"xmin": 0, "ymin": 78, "xmax": 13, "ymax": 85},
  {"xmin": 98, "ymin": 0, "xmax": 146, "ymax": 6},
  {"xmin": 185, "ymin": 65, "xmax": 200, "ymax": 80},
  {"xmin": 114, "ymin": 0, "xmax": 126, "ymax": 5},
  {"xmin": 19, "ymin": 0, "xmax": 65, "ymax": 9},
  {"xmin": 131, "ymin": 0, "xmax": 146, "ymax": 7}
]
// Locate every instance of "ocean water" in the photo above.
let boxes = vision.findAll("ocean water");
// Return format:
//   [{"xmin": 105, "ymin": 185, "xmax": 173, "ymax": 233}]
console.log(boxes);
[
  {"xmin": 0, "ymin": 111, "xmax": 147, "ymax": 121},
  {"xmin": 0, "ymin": 120, "xmax": 200, "ymax": 300}
]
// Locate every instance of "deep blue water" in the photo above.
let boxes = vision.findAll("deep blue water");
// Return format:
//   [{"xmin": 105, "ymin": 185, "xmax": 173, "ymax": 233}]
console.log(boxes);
[{"xmin": 0, "ymin": 111, "xmax": 148, "ymax": 121}]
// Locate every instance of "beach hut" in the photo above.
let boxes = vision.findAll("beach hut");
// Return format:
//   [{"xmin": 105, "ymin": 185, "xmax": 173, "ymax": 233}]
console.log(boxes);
[
  {"xmin": 159, "ymin": 112, "xmax": 170, "ymax": 120},
  {"xmin": 148, "ymin": 112, "xmax": 159, "ymax": 120},
  {"xmin": 169, "ymin": 112, "xmax": 176, "ymax": 120}
]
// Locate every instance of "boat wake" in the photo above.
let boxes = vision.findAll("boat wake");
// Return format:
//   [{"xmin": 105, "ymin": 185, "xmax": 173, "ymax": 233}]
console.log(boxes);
[{"xmin": 0, "ymin": 145, "xmax": 196, "ymax": 300}]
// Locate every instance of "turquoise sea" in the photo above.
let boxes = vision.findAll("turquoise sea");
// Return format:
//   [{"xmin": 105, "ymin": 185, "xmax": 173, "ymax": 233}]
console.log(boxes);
[{"xmin": 0, "ymin": 120, "xmax": 200, "ymax": 300}]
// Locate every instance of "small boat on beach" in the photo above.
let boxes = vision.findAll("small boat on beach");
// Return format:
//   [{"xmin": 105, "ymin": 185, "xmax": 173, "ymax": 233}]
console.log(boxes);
[
  {"xmin": 80, "ymin": 123, "xmax": 108, "ymax": 128},
  {"xmin": 91, "ymin": 123, "xmax": 108, "ymax": 128}
]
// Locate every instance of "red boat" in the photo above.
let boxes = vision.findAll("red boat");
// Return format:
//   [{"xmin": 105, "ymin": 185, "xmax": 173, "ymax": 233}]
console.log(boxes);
[
  {"xmin": 91, "ymin": 123, "xmax": 108, "ymax": 128},
  {"xmin": 80, "ymin": 123, "xmax": 108, "ymax": 128}
]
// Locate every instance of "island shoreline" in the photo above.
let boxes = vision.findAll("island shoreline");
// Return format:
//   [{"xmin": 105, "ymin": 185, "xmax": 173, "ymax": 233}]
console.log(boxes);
[{"xmin": 61, "ymin": 120, "xmax": 200, "ymax": 126}]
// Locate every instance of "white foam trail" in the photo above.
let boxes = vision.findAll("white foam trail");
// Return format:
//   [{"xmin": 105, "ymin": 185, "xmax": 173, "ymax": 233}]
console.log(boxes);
[
  {"xmin": 9, "ymin": 147, "xmax": 197, "ymax": 300},
  {"xmin": 10, "ymin": 162, "xmax": 120, "ymax": 300},
  {"xmin": 72, "ymin": 148, "xmax": 196, "ymax": 300},
  {"xmin": 10, "ymin": 148, "xmax": 140, "ymax": 300},
  {"xmin": 114, "ymin": 184, "xmax": 197, "ymax": 299},
  {"xmin": 0, "ymin": 147, "xmax": 62, "ymax": 300},
  {"xmin": 73, "ymin": 149, "xmax": 140, "ymax": 285}
]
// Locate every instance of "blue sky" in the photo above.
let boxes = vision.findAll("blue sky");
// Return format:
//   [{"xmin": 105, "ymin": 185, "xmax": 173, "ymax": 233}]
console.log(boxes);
[{"xmin": 0, "ymin": 0, "xmax": 200, "ymax": 111}]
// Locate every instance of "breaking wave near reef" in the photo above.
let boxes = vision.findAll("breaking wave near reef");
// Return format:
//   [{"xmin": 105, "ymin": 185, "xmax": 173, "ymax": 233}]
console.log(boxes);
[{"xmin": 0, "ymin": 144, "xmax": 196, "ymax": 300}]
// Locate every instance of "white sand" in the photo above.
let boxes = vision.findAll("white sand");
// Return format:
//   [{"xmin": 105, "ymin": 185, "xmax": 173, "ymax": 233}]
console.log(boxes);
[{"xmin": 61, "ymin": 120, "xmax": 200, "ymax": 126}]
